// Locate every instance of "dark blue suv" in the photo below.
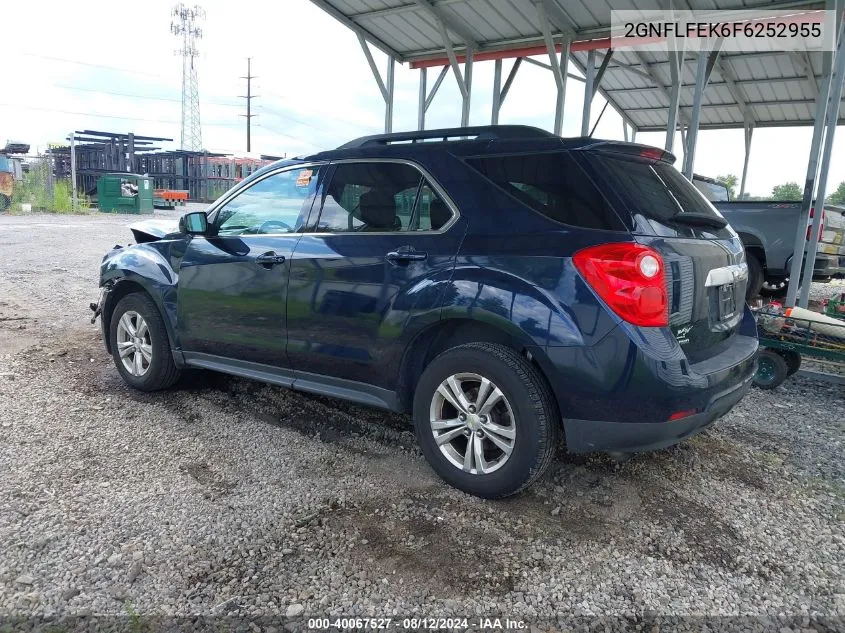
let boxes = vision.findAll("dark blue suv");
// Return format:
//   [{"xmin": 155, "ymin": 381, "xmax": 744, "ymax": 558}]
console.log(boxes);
[{"xmin": 94, "ymin": 125, "xmax": 758, "ymax": 498}]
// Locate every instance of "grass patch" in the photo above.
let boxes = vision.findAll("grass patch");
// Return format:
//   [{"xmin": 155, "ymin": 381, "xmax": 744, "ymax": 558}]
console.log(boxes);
[{"xmin": 10, "ymin": 162, "xmax": 90, "ymax": 214}]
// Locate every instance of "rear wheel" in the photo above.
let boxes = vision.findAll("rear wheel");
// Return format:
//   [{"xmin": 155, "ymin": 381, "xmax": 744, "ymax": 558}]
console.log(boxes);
[
  {"xmin": 0, "ymin": 194, "xmax": 10, "ymax": 212},
  {"xmin": 753, "ymin": 349, "xmax": 788, "ymax": 390},
  {"xmin": 745, "ymin": 254, "xmax": 764, "ymax": 301},
  {"xmin": 109, "ymin": 293, "xmax": 181, "ymax": 391},
  {"xmin": 413, "ymin": 342, "xmax": 558, "ymax": 499}
]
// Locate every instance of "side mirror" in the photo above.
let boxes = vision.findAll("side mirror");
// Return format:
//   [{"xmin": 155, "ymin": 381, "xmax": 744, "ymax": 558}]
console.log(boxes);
[{"xmin": 179, "ymin": 211, "xmax": 208, "ymax": 235}]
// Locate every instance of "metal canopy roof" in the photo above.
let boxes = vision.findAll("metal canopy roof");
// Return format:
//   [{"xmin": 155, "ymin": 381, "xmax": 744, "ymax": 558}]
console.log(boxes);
[{"xmin": 311, "ymin": 0, "xmax": 842, "ymax": 131}]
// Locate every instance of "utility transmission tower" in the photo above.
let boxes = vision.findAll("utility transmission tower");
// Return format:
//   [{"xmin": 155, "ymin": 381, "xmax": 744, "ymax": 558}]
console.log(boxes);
[
  {"xmin": 239, "ymin": 58, "xmax": 257, "ymax": 152},
  {"xmin": 171, "ymin": 4, "xmax": 205, "ymax": 151}
]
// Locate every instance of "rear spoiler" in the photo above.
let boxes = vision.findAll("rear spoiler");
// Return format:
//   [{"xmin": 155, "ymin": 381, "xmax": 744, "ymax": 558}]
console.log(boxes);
[{"xmin": 578, "ymin": 141, "xmax": 677, "ymax": 165}]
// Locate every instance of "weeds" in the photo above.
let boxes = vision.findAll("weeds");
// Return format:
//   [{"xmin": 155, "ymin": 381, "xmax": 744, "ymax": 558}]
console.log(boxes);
[{"xmin": 10, "ymin": 161, "xmax": 89, "ymax": 214}]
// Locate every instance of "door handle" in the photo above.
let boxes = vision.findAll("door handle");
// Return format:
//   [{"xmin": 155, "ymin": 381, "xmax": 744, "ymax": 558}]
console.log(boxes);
[
  {"xmin": 386, "ymin": 249, "xmax": 428, "ymax": 264},
  {"xmin": 255, "ymin": 251, "xmax": 286, "ymax": 267}
]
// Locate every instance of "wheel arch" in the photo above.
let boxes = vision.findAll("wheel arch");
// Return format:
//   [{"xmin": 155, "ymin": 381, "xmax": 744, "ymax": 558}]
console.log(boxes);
[
  {"xmin": 736, "ymin": 231, "xmax": 766, "ymax": 269},
  {"xmin": 396, "ymin": 317, "xmax": 559, "ymax": 418},
  {"xmin": 102, "ymin": 276, "xmax": 178, "ymax": 356}
]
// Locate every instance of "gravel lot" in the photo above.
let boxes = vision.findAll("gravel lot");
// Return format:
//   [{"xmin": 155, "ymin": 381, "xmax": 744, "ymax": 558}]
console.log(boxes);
[{"xmin": 0, "ymin": 212, "xmax": 843, "ymax": 629}]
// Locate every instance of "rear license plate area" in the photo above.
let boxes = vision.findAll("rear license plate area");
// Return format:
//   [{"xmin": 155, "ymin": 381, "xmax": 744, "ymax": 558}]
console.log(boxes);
[{"xmin": 708, "ymin": 282, "xmax": 736, "ymax": 323}]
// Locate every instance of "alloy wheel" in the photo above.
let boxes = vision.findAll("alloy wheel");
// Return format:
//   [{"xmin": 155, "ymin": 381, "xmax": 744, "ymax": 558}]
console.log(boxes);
[
  {"xmin": 429, "ymin": 372, "xmax": 516, "ymax": 475},
  {"xmin": 115, "ymin": 311, "xmax": 153, "ymax": 377}
]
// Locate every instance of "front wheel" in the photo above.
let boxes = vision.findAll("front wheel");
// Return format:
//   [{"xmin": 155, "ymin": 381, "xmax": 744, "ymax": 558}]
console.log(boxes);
[
  {"xmin": 109, "ymin": 293, "xmax": 181, "ymax": 391},
  {"xmin": 413, "ymin": 343, "xmax": 559, "ymax": 499}
]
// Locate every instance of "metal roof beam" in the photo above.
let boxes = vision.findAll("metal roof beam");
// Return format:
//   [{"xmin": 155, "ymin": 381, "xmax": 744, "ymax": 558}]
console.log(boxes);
[
  {"xmin": 791, "ymin": 50, "xmax": 820, "ymax": 99},
  {"xmin": 632, "ymin": 50, "xmax": 692, "ymax": 126},
  {"xmin": 605, "ymin": 73, "xmax": 827, "ymax": 92},
  {"xmin": 593, "ymin": 49, "xmax": 613, "ymax": 97},
  {"xmin": 626, "ymin": 97, "xmax": 843, "ymax": 112},
  {"xmin": 414, "ymin": 0, "xmax": 478, "ymax": 49},
  {"xmin": 522, "ymin": 56, "xmax": 586, "ymax": 82},
  {"xmin": 308, "ymin": 0, "xmax": 403, "ymax": 60},
  {"xmin": 715, "ymin": 57, "xmax": 755, "ymax": 124}
]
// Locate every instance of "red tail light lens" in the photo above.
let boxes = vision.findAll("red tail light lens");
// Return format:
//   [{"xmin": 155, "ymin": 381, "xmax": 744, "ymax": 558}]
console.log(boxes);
[
  {"xmin": 573, "ymin": 243, "xmax": 668, "ymax": 327},
  {"xmin": 807, "ymin": 207, "xmax": 825, "ymax": 241}
]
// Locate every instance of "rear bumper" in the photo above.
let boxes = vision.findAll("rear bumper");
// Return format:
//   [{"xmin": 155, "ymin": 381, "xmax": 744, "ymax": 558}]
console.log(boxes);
[
  {"xmin": 813, "ymin": 254, "xmax": 838, "ymax": 280},
  {"xmin": 537, "ymin": 306, "xmax": 759, "ymax": 454},
  {"xmin": 564, "ymin": 372, "xmax": 753, "ymax": 453}
]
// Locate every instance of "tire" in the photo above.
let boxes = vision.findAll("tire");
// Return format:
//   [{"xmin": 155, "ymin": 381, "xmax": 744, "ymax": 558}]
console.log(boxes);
[
  {"xmin": 0, "ymin": 194, "xmax": 10, "ymax": 212},
  {"xmin": 745, "ymin": 254, "xmax": 764, "ymax": 301},
  {"xmin": 412, "ymin": 342, "xmax": 559, "ymax": 499},
  {"xmin": 777, "ymin": 349, "xmax": 802, "ymax": 376},
  {"xmin": 753, "ymin": 349, "xmax": 788, "ymax": 390},
  {"xmin": 109, "ymin": 292, "xmax": 181, "ymax": 391},
  {"xmin": 760, "ymin": 278, "xmax": 788, "ymax": 300}
]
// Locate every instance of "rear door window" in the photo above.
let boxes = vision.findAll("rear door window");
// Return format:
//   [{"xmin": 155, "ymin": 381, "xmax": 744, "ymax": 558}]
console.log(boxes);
[
  {"xmin": 466, "ymin": 152, "xmax": 625, "ymax": 231},
  {"xmin": 315, "ymin": 162, "xmax": 453, "ymax": 233}
]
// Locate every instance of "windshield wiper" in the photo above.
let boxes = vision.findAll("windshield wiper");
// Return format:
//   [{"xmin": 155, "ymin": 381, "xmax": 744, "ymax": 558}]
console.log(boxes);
[{"xmin": 667, "ymin": 212, "xmax": 728, "ymax": 229}]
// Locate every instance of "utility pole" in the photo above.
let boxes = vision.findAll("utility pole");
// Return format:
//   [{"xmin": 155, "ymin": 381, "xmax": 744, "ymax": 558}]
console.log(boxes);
[{"xmin": 239, "ymin": 58, "xmax": 257, "ymax": 152}]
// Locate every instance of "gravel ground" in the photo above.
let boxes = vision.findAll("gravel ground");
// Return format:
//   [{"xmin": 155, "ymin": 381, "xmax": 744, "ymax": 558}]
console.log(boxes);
[{"xmin": 0, "ymin": 212, "xmax": 843, "ymax": 629}]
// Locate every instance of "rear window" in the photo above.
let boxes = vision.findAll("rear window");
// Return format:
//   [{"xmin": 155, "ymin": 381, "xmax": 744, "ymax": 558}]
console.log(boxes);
[
  {"xmin": 694, "ymin": 178, "xmax": 730, "ymax": 202},
  {"xmin": 596, "ymin": 155, "xmax": 724, "ymax": 223},
  {"xmin": 466, "ymin": 152, "xmax": 625, "ymax": 231}
]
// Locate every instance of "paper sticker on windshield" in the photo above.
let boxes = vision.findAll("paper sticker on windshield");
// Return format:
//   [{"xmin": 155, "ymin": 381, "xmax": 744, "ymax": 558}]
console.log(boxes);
[{"xmin": 295, "ymin": 170, "xmax": 313, "ymax": 188}]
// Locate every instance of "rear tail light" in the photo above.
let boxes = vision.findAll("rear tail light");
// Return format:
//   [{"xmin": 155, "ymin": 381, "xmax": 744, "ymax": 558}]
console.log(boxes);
[
  {"xmin": 807, "ymin": 207, "xmax": 825, "ymax": 241},
  {"xmin": 573, "ymin": 243, "xmax": 668, "ymax": 327}
]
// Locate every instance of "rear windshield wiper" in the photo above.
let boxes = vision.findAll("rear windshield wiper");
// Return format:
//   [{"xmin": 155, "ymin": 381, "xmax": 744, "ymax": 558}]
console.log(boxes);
[{"xmin": 667, "ymin": 212, "xmax": 728, "ymax": 229}]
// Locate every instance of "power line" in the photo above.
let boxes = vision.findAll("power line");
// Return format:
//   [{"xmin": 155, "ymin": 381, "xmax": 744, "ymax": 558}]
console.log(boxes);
[
  {"xmin": 0, "ymin": 102, "xmax": 240, "ymax": 127},
  {"xmin": 21, "ymin": 52, "xmax": 176, "ymax": 79},
  {"xmin": 239, "ymin": 57, "xmax": 258, "ymax": 152},
  {"xmin": 52, "ymin": 84, "xmax": 240, "ymax": 108}
]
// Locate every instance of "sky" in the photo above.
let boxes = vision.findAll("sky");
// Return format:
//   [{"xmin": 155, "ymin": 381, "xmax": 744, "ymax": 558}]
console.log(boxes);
[{"xmin": 3, "ymin": 0, "xmax": 844, "ymax": 199}]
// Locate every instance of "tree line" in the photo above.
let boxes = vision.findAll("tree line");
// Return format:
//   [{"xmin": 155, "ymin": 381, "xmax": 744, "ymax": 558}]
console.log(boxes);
[{"xmin": 715, "ymin": 174, "xmax": 845, "ymax": 204}]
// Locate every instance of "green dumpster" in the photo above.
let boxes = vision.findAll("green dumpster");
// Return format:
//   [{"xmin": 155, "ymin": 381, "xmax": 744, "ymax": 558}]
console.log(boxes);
[{"xmin": 97, "ymin": 173, "xmax": 154, "ymax": 214}]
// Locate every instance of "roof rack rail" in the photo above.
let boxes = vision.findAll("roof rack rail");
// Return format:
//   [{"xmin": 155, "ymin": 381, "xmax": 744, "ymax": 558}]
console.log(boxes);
[{"xmin": 337, "ymin": 125, "xmax": 555, "ymax": 149}]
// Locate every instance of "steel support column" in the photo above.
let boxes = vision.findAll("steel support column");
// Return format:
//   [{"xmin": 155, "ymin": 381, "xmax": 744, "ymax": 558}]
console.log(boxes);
[
  {"xmin": 683, "ymin": 51, "xmax": 709, "ymax": 179},
  {"xmin": 581, "ymin": 49, "xmax": 596, "ymax": 136},
  {"xmin": 462, "ymin": 49, "xmax": 473, "ymax": 127},
  {"xmin": 492, "ymin": 60, "xmax": 502, "ymax": 124},
  {"xmin": 738, "ymin": 121, "xmax": 754, "ymax": 199},
  {"xmin": 385, "ymin": 56, "xmax": 395, "ymax": 134},
  {"xmin": 666, "ymin": 48, "xmax": 683, "ymax": 152},
  {"xmin": 437, "ymin": 18, "xmax": 473, "ymax": 127},
  {"xmin": 537, "ymin": 0, "xmax": 569, "ymax": 136},
  {"xmin": 798, "ymin": 23, "xmax": 845, "ymax": 306},
  {"xmin": 418, "ymin": 68, "xmax": 427, "ymax": 130},
  {"xmin": 357, "ymin": 34, "xmax": 395, "ymax": 133},
  {"xmin": 786, "ymin": 8, "xmax": 843, "ymax": 307}
]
